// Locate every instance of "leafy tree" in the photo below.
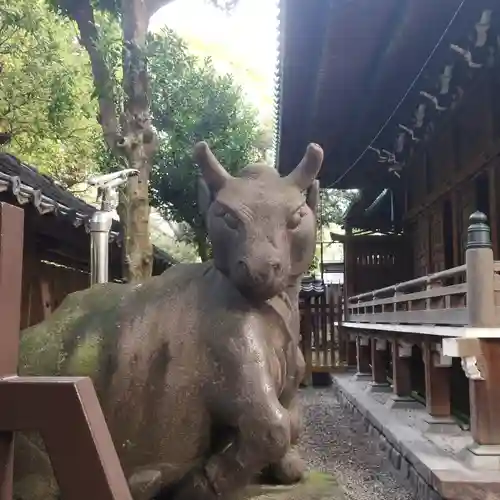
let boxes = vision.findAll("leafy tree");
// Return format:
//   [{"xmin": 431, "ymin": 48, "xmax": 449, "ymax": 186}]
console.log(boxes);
[
  {"xmin": 149, "ymin": 222, "xmax": 199, "ymax": 263},
  {"xmin": 47, "ymin": 0, "xmax": 241, "ymax": 282},
  {"xmin": 319, "ymin": 188, "xmax": 359, "ymax": 227},
  {"xmin": 148, "ymin": 29, "xmax": 260, "ymax": 261},
  {"xmin": 254, "ymin": 116, "xmax": 274, "ymax": 163},
  {"xmin": 0, "ymin": 0, "xmax": 101, "ymax": 187}
]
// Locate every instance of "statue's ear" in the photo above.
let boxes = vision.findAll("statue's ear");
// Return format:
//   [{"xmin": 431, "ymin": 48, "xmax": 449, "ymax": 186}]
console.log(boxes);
[
  {"xmin": 306, "ymin": 180, "xmax": 320, "ymax": 214},
  {"xmin": 197, "ymin": 175, "xmax": 212, "ymax": 217}
]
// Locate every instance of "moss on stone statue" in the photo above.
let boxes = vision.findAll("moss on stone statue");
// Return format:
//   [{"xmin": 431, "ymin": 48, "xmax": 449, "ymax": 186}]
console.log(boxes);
[
  {"xmin": 244, "ymin": 471, "xmax": 344, "ymax": 500},
  {"xmin": 65, "ymin": 334, "xmax": 102, "ymax": 376},
  {"xmin": 19, "ymin": 282, "xmax": 127, "ymax": 377}
]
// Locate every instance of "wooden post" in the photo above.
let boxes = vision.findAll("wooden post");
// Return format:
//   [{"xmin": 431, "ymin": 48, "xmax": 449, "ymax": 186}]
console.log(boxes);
[
  {"xmin": 488, "ymin": 165, "xmax": 498, "ymax": 258},
  {"xmin": 346, "ymin": 334, "xmax": 357, "ymax": 369},
  {"xmin": 371, "ymin": 338, "xmax": 387, "ymax": 382},
  {"xmin": 0, "ymin": 203, "xmax": 24, "ymax": 500},
  {"xmin": 420, "ymin": 340, "xmax": 462, "ymax": 433},
  {"xmin": 451, "ymin": 190, "xmax": 460, "ymax": 266},
  {"xmin": 391, "ymin": 340, "xmax": 412, "ymax": 397},
  {"xmin": 466, "ymin": 212, "xmax": 500, "ymax": 450},
  {"xmin": 368, "ymin": 338, "xmax": 390, "ymax": 392},
  {"xmin": 386, "ymin": 340, "xmax": 420, "ymax": 409},
  {"xmin": 355, "ymin": 335, "xmax": 371, "ymax": 379},
  {"xmin": 343, "ymin": 226, "xmax": 353, "ymax": 301},
  {"xmin": 333, "ymin": 286, "xmax": 347, "ymax": 365},
  {"xmin": 422, "ymin": 341, "xmax": 452, "ymax": 417},
  {"xmin": 422, "ymin": 340, "xmax": 460, "ymax": 434},
  {"xmin": 300, "ymin": 302, "xmax": 313, "ymax": 387}
]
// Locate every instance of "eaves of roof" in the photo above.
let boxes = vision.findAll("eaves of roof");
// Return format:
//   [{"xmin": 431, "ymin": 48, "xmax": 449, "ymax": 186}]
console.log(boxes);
[{"xmin": 0, "ymin": 153, "xmax": 177, "ymax": 266}]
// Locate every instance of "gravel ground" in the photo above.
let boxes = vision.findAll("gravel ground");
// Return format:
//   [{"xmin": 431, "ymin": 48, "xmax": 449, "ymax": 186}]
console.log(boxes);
[{"xmin": 298, "ymin": 387, "xmax": 415, "ymax": 500}]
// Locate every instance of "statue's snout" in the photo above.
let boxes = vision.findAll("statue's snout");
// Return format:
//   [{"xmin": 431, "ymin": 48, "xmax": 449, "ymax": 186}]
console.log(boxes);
[
  {"xmin": 235, "ymin": 259, "xmax": 283, "ymax": 282},
  {"xmin": 233, "ymin": 257, "xmax": 286, "ymax": 297}
]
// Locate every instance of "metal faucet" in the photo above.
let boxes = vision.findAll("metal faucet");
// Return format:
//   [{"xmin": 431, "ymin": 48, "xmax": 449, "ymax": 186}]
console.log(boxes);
[{"xmin": 87, "ymin": 169, "xmax": 139, "ymax": 285}]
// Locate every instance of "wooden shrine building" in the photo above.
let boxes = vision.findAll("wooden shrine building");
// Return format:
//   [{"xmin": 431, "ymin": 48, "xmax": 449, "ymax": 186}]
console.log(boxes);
[{"xmin": 277, "ymin": 0, "xmax": 500, "ymax": 497}]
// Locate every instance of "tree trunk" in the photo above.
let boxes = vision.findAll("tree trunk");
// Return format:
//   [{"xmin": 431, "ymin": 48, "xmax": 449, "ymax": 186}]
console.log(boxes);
[
  {"xmin": 71, "ymin": 1, "xmax": 119, "ymax": 153},
  {"xmin": 117, "ymin": 0, "xmax": 157, "ymax": 282},
  {"xmin": 117, "ymin": 167, "xmax": 153, "ymax": 282},
  {"xmin": 70, "ymin": 0, "xmax": 177, "ymax": 283}
]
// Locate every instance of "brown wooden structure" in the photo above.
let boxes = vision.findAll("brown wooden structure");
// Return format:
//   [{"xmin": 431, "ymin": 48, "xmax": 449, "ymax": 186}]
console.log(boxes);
[
  {"xmin": 277, "ymin": 0, "xmax": 500, "ymax": 492},
  {"xmin": 299, "ymin": 279, "xmax": 344, "ymax": 384},
  {"xmin": 0, "ymin": 202, "xmax": 133, "ymax": 500},
  {"xmin": 0, "ymin": 153, "xmax": 175, "ymax": 328}
]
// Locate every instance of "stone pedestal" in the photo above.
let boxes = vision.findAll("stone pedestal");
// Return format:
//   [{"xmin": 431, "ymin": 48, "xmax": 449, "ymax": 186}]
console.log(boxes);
[
  {"xmin": 365, "ymin": 382, "xmax": 392, "ymax": 394},
  {"xmin": 385, "ymin": 395, "xmax": 423, "ymax": 410},
  {"xmin": 352, "ymin": 372, "xmax": 372, "ymax": 381},
  {"xmin": 416, "ymin": 415, "xmax": 463, "ymax": 435},
  {"xmin": 459, "ymin": 444, "xmax": 500, "ymax": 470}
]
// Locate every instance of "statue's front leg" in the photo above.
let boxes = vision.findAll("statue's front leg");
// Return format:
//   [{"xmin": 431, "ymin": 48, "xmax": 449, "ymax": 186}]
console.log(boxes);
[
  {"xmin": 171, "ymin": 362, "xmax": 291, "ymax": 499},
  {"xmin": 261, "ymin": 345, "xmax": 306, "ymax": 485},
  {"xmin": 260, "ymin": 394, "xmax": 306, "ymax": 485}
]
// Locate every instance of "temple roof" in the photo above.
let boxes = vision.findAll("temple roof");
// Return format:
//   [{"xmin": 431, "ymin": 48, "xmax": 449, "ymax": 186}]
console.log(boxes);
[{"xmin": 276, "ymin": 0, "xmax": 495, "ymax": 190}]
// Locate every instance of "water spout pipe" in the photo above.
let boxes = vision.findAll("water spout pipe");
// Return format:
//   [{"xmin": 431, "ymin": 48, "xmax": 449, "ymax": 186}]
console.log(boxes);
[{"xmin": 87, "ymin": 169, "xmax": 139, "ymax": 285}]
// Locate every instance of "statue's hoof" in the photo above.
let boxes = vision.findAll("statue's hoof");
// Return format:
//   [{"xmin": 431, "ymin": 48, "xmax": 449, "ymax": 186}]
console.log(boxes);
[{"xmin": 262, "ymin": 449, "xmax": 306, "ymax": 485}]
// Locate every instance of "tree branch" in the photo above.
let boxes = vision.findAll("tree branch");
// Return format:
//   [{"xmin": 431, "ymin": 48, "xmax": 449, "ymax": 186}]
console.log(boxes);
[
  {"xmin": 145, "ymin": 0, "xmax": 174, "ymax": 18},
  {"xmin": 68, "ymin": 0, "xmax": 120, "ymax": 154}
]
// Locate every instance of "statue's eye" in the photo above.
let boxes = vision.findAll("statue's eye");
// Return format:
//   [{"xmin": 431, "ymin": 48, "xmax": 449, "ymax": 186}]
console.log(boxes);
[
  {"xmin": 288, "ymin": 206, "xmax": 305, "ymax": 229},
  {"xmin": 223, "ymin": 212, "xmax": 239, "ymax": 229}
]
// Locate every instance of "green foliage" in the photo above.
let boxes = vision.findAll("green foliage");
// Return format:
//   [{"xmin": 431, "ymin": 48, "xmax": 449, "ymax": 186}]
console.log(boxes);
[
  {"xmin": 148, "ymin": 28, "xmax": 261, "ymax": 259},
  {"xmin": 48, "ymin": 0, "xmax": 121, "ymax": 19},
  {"xmin": 307, "ymin": 253, "xmax": 319, "ymax": 277},
  {"xmin": 319, "ymin": 188, "xmax": 359, "ymax": 227},
  {"xmin": 149, "ymin": 221, "xmax": 199, "ymax": 263},
  {"xmin": 0, "ymin": 0, "xmax": 102, "ymax": 186}
]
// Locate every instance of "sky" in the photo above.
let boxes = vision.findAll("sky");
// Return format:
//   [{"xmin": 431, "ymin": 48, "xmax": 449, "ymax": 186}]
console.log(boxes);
[{"xmin": 150, "ymin": 0, "xmax": 279, "ymax": 118}]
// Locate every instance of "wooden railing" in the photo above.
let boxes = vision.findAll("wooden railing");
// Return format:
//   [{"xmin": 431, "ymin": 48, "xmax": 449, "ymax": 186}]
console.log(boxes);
[
  {"xmin": 340, "ymin": 212, "xmax": 500, "ymax": 468},
  {"xmin": 347, "ymin": 264, "xmax": 468, "ymax": 326}
]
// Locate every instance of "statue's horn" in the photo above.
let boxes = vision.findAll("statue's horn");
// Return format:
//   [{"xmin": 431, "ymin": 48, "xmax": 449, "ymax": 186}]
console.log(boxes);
[
  {"xmin": 194, "ymin": 141, "xmax": 231, "ymax": 191},
  {"xmin": 286, "ymin": 143, "xmax": 324, "ymax": 190}
]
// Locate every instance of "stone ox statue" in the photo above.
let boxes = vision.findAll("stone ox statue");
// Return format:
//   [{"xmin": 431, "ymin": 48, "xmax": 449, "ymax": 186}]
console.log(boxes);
[{"xmin": 15, "ymin": 141, "xmax": 324, "ymax": 500}]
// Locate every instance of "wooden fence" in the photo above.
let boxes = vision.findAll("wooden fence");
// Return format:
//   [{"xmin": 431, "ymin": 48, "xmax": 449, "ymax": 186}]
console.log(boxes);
[
  {"xmin": 299, "ymin": 284, "xmax": 345, "ymax": 383},
  {"xmin": 21, "ymin": 257, "xmax": 90, "ymax": 329}
]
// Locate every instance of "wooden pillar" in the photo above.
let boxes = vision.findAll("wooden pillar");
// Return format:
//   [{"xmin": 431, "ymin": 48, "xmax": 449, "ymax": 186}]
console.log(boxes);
[
  {"xmin": 488, "ymin": 165, "xmax": 498, "ymax": 258},
  {"xmin": 371, "ymin": 338, "xmax": 388, "ymax": 384},
  {"xmin": 0, "ymin": 204, "xmax": 24, "ymax": 500},
  {"xmin": 355, "ymin": 335, "xmax": 371, "ymax": 378},
  {"xmin": 466, "ymin": 212, "xmax": 500, "ymax": 446},
  {"xmin": 343, "ymin": 226, "xmax": 353, "ymax": 301},
  {"xmin": 422, "ymin": 341, "xmax": 452, "ymax": 417},
  {"xmin": 332, "ymin": 286, "xmax": 347, "ymax": 365},
  {"xmin": 300, "ymin": 302, "xmax": 313, "ymax": 387},
  {"xmin": 451, "ymin": 190, "xmax": 460, "ymax": 267},
  {"xmin": 346, "ymin": 334, "xmax": 357, "ymax": 368},
  {"xmin": 391, "ymin": 340, "xmax": 413, "ymax": 397}
]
